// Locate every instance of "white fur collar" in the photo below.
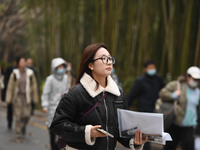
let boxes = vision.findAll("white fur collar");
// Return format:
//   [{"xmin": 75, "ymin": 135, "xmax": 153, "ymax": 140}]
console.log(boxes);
[
  {"xmin": 80, "ymin": 73, "xmax": 120, "ymax": 98},
  {"xmin": 13, "ymin": 68, "xmax": 33, "ymax": 79}
]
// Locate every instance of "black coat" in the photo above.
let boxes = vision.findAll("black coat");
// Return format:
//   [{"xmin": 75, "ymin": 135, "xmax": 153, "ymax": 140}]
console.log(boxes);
[
  {"xmin": 127, "ymin": 74, "xmax": 165, "ymax": 112},
  {"xmin": 50, "ymin": 83, "xmax": 131, "ymax": 150},
  {"xmin": 1, "ymin": 65, "xmax": 15, "ymax": 101}
]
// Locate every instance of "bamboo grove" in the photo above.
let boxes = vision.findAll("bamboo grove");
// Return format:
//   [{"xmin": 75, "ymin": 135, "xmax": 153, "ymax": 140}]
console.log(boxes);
[{"xmin": 0, "ymin": 0, "xmax": 200, "ymax": 93}]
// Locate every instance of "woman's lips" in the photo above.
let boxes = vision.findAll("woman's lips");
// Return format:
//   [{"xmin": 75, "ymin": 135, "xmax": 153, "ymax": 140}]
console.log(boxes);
[{"xmin": 106, "ymin": 67, "xmax": 112, "ymax": 71}]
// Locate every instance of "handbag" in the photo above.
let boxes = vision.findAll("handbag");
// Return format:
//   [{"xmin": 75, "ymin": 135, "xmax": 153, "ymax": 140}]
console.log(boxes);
[
  {"xmin": 57, "ymin": 93, "xmax": 107, "ymax": 149},
  {"xmin": 154, "ymin": 82, "xmax": 180, "ymax": 131},
  {"xmin": 154, "ymin": 98, "xmax": 175, "ymax": 131}
]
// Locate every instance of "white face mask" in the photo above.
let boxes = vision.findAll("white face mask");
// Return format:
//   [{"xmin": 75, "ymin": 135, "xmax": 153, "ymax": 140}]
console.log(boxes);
[{"xmin": 188, "ymin": 80, "xmax": 198, "ymax": 88}]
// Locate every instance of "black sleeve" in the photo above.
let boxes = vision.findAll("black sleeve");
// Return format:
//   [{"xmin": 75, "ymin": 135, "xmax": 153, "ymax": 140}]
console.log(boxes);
[
  {"xmin": 50, "ymin": 92, "xmax": 86, "ymax": 143},
  {"xmin": 4, "ymin": 67, "xmax": 13, "ymax": 86},
  {"xmin": 2, "ymin": 67, "xmax": 13, "ymax": 101}
]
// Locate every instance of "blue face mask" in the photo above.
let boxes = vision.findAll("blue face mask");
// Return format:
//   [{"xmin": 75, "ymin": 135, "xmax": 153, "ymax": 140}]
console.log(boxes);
[
  {"xmin": 147, "ymin": 69, "xmax": 156, "ymax": 76},
  {"xmin": 56, "ymin": 68, "xmax": 66, "ymax": 75},
  {"xmin": 111, "ymin": 68, "xmax": 115, "ymax": 74}
]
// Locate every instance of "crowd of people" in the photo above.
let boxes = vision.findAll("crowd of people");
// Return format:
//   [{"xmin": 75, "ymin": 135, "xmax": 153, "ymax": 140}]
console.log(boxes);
[{"xmin": 0, "ymin": 43, "xmax": 200, "ymax": 150}]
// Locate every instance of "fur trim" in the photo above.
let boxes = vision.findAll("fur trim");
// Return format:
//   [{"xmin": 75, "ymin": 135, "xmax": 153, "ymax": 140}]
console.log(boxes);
[
  {"xmin": 80, "ymin": 73, "xmax": 120, "ymax": 98},
  {"xmin": 64, "ymin": 125, "xmax": 95, "ymax": 149},
  {"xmin": 13, "ymin": 68, "xmax": 34, "ymax": 103},
  {"xmin": 85, "ymin": 125, "xmax": 95, "ymax": 145},
  {"xmin": 13, "ymin": 68, "xmax": 33, "ymax": 79}
]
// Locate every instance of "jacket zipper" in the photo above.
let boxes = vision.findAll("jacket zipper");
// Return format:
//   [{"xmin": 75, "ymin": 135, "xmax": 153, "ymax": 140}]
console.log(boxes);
[{"xmin": 103, "ymin": 91, "xmax": 109, "ymax": 150}]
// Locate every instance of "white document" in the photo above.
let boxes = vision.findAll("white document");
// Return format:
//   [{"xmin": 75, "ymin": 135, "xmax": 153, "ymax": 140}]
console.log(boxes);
[{"xmin": 117, "ymin": 109, "xmax": 172, "ymax": 145}]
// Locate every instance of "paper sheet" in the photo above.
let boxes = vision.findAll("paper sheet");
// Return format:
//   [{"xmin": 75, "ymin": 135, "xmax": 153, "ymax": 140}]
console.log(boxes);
[{"xmin": 117, "ymin": 109, "xmax": 172, "ymax": 145}]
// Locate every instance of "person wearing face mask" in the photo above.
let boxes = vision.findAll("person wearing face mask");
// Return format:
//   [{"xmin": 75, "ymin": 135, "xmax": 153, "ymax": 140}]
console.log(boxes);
[
  {"xmin": 127, "ymin": 60, "xmax": 165, "ymax": 113},
  {"xmin": 127, "ymin": 60, "xmax": 165, "ymax": 150},
  {"xmin": 159, "ymin": 66, "xmax": 200, "ymax": 150},
  {"xmin": 41, "ymin": 57, "xmax": 70, "ymax": 150}
]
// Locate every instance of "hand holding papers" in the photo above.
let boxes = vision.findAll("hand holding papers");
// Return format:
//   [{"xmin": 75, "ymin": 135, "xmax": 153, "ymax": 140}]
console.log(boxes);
[{"xmin": 117, "ymin": 109, "xmax": 172, "ymax": 145}]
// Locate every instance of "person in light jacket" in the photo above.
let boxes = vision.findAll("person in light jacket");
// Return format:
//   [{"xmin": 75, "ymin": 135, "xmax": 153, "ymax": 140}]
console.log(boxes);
[
  {"xmin": 160, "ymin": 66, "xmax": 200, "ymax": 150},
  {"xmin": 41, "ymin": 57, "xmax": 70, "ymax": 150},
  {"xmin": 6, "ymin": 57, "xmax": 38, "ymax": 142},
  {"xmin": 50, "ymin": 43, "xmax": 147, "ymax": 150}
]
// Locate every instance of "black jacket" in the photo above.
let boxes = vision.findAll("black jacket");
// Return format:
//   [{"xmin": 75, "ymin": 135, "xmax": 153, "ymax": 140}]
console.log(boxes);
[
  {"xmin": 50, "ymin": 74, "xmax": 133, "ymax": 150},
  {"xmin": 127, "ymin": 74, "xmax": 165, "ymax": 112},
  {"xmin": 1, "ymin": 65, "xmax": 15, "ymax": 101}
]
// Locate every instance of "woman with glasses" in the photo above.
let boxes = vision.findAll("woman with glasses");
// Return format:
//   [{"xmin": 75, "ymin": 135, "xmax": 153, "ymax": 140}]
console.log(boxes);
[{"xmin": 50, "ymin": 43, "xmax": 147, "ymax": 150}]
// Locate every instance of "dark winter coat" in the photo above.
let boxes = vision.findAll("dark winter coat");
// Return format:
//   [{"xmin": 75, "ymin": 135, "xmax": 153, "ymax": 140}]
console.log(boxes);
[
  {"xmin": 50, "ymin": 73, "xmax": 143, "ymax": 150},
  {"xmin": 128, "ymin": 74, "xmax": 165, "ymax": 112}
]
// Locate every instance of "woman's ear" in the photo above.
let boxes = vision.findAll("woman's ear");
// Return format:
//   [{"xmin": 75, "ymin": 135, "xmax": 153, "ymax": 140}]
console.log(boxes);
[{"xmin": 88, "ymin": 63, "xmax": 93, "ymax": 70}]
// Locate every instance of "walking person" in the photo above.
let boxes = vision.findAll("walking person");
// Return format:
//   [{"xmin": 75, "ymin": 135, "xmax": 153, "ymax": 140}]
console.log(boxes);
[
  {"xmin": 26, "ymin": 58, "xmax": 38, "ymax": 80},
  {"xmin": 50, "ymin": 43, "xmax": 147, "ymax": 150},
  {"xmin": 41, "ymin": 57, "xmax": 70, "ymax": 150},
  {"xmin": 127, "ymin": 60, "xmax": 165, "ymax": 150},
  {"xmin": 160, "ymin": 66, "xmax": 200, "ymax": 150},
  {"xmin": 2, "ymin": 57, "xmax": 20, "ymax": 130},
  {"xmin": 0, "ymin": 65, "xmax": 4, "ymax": 101},
  {"xmin": 127, "ymin": 60, "xmax": 165, "ymax": 113},
  {"xmin": 6, "ymin": 57, "xmax": 38, "ymax": 142}
]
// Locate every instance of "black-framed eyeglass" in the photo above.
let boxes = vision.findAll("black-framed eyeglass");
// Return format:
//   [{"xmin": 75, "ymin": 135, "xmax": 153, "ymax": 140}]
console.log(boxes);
[{"xmin": 91, "ymin": 55, "xmax": 115, "ymax": 64}]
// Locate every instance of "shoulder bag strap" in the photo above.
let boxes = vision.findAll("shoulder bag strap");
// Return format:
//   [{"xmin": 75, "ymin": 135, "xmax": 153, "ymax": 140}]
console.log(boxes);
[
  {"xmin": 174, "ymin": 81, "xmax": 181, "ymax": 115},
  {"xmin": 79, "ymin": 93, "xmax": 107, "ymax": 121},
  {"xmin": 57, "ymin": 92, "xmax": 107, "ymax": 149}
]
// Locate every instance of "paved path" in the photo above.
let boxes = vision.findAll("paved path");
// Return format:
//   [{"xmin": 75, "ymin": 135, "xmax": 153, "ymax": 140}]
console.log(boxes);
[{"xmin": 0, "ymin": 102, "xmax": 49, "ymax": 150}]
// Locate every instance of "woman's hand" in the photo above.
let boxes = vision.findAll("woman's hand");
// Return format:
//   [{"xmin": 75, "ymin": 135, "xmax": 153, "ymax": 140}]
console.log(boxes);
[
  {"xmin": 134, "ymin": 130, "xmax": 148, "ymax": 145},
  {"xmin": 90, "ymin": 125, "xmax": 107, "ymax": 138}
]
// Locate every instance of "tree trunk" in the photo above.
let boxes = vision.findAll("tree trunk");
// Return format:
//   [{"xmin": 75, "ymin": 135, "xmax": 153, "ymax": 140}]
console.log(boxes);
[
  {"xmin": 194, "ymin": 18, "xmax": 200, "ymax": 65},
  {"xmin": 3, "ymin": 34, "xmax": 13, "ymax": 62}
]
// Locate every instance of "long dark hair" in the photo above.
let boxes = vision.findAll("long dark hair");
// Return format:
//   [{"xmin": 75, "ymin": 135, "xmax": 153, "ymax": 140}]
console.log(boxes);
[{"xmin": 76, "ymin": 43, "xmax": 108, "ymax": 84}]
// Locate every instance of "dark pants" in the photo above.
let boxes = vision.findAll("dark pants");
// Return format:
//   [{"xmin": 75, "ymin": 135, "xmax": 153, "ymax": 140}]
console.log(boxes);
[
  {"xmin": 49, "ymin": 129, "xmax": 60, "ymax": 150},
  {"xmin": 164, "ymin": 123, "xmax": 195, "ymax": 150},
  {"xmin": 7, "ymin": 103, "xmax": 13, "ymax": 129},
  {"xmin": 31, "ymin": 102, "xmax": 35, "ymax": 116}
]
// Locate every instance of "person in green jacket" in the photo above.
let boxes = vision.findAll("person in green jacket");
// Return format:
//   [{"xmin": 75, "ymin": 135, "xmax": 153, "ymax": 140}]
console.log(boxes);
[{"xmin": 159, "ymin": 66, "xmax": 200, "ymax": 150}]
